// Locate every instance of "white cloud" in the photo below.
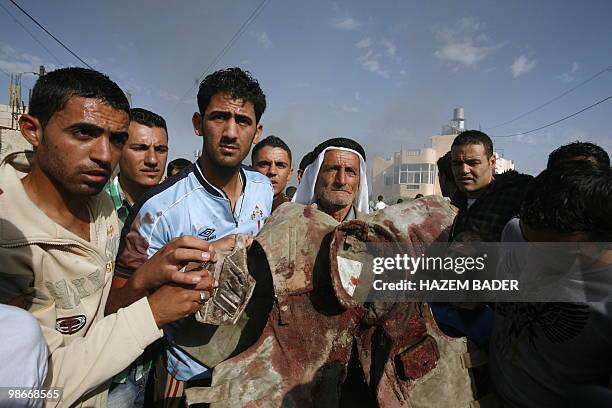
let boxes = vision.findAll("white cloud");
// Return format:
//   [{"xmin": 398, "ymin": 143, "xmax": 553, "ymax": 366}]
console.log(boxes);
[
  {"xmin": 85, "ymin": 57, "xmax": 101, "ymax": 69},
  {"xmin": 433, "ymin": 17, "xmax": 503, "ymax": 69},
  {"xmin": 125, "ymin": 82, "xmax": 152, "ymax": 97},
  {"xmin": 330, "ymin": 17, "xmax": 360, "ymax": 31},
  {"xmin": 156, "ymin": 89, "xmax": 180, "ymax": 103},
  {"xmin": 116, "ymin": 42, "xmax": 136, "ymax": 53},
  {"xmin": 354, "ymin": 91, "xmax": 361, "ymax": 101},
  {"xmin": 358, "ymin": 50, "xmax": 389, "ymax": 78},
  {"xmin": 255, "ymin": 31, "xmax": 272, "ymax": 49},
  {"xmin": 511, "ymin": 55, "xmax": 536, "ymax": 78},
  {"xmin": 362, "ymin": 59, "xmax": 380, "ymax": 72},
  {"xmin": 330, "ymin": 102, "xmax": 359, "ymax": 113},
  {"xmin": 0, "ymin": 60, "xmax": 40, "ymax": 75},
  {"xmin": 0, "ymin": 43, "xmax": 56, "ymax": 76},
  {"xmin": 295, "ymin": 81, "xmax": 311, "ymax": 88},
  {"xmin": 435, "ymin": 43, "xmax": 496, "ymax": 69},
  {"xmin": 514, "ymin": 132, "xmax": 537, "ymax": 145},
  {"xmin": 558, "ymin": 62, "xmax": 579, "ymax": 82},
  {"xmin": 381, "ymin": 39, "xmax": 396, "ymax": 57},
  {"xmin": 355, "ymin": 37, "xmax": 372, "ymax": 49},
  {"xmin": 19, "ymin": 52, "xmax": 44, "ymax": 65},
  {"xmin": 0, "ymin": 44, "xmax": 16, "ymax": 56}
]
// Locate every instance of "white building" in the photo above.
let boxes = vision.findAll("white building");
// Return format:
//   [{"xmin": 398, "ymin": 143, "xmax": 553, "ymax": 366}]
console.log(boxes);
[
  {"xmin": 370, "ymin": 108, "xmax": 515, "ymax": 202},
  {"xmin": 0, "ymin": 103, "xmax": 18, "ymax": 130},
  {"xmin": 494, "ymin": 152, "xmax": 515, "ymax": 174},
  {"xmin": 0, "ymin": 102, "xmax": 31, "ymax": 162}
]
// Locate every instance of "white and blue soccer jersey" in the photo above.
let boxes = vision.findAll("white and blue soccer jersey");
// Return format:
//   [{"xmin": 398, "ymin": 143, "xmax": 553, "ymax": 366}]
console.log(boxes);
[{"xmin": 115, "ymin": 161, "xmax": 273, "ymax": 381}]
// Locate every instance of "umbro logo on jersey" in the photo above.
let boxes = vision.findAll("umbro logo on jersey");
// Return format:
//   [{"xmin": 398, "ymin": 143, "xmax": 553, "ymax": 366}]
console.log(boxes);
[
  {"xmin": 198, "ymin": 228, "xmax": 217, "ymax": 241},
  {"xmin": 56, "ymin": 315, "xmax": 86, "ymax": 334}
]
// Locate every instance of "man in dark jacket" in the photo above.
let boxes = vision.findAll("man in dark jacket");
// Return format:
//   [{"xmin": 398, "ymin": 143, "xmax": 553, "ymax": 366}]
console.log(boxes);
[
  {"xmin": 432, "ymin": 130, "xmax": 533, "ymax": 393},
  {"xmin": 449, "ymin": 130, "xmax": 533, "ymax": 242}
]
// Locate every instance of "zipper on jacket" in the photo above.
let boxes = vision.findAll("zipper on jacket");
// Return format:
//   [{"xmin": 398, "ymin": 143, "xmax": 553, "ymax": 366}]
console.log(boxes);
[{"xmin": 2, "ymin": 239, "xmax": 107, "ymax": 266}]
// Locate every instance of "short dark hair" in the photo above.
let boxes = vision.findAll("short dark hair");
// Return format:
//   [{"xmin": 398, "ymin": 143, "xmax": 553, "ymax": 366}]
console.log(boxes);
[
  {"xmin": 546, "ymin": 141, "xmax": 610, "ymax": 170},
  {"xmin": 451, "ymin": 130, "xmax": 493, "ymax": 158},
  {"xmin": 167, "ymin": 158, "xmax": 191, "ymax": 177},
  {"xmin": 130, "ymin": 108, "xmax": 167, "ymax": 133},
  {"xmin": 251, "ymin": 135, "xmax": 292, "ymax": 165},
  {"xmin": 197, "ymin": 67, "xmax": 266, "ymax": 123},
  {"xmin": 29, "ymin": 67, "xmax": 130, "ymax": 127},
  {"xmin": 520, "ymin": 161, "xmax": 612, "ymax": 241},
  {"xmin": 377, "ymin": 195, "xmax": 383, "ymax": 201},
  {"xmin": 436, "ymin": 151, "xmax": 453, "ymax": 179}
]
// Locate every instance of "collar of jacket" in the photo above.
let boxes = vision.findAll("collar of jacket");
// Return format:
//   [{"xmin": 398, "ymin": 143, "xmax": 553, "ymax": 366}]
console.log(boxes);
[
  {"xmin": 451, "ymin": 170, "xmax": 529, "ymax": 210},
  {"xmin": 0, "ymin": 151, "xmax": 112, "ymax": 247}
]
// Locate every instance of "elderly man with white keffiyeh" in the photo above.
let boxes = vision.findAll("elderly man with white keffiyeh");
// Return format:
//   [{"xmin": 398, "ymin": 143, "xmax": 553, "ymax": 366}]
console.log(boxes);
[{"xmin": 292, "ymin": 137, "xmax": 370, "ymax": 222}]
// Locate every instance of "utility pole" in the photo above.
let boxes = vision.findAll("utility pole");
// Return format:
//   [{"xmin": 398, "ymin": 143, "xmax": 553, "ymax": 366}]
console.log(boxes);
[
  {"xmin": 9, "ymin": 73, "xmax": 22, "ymax": 130},
  {"xmin": 7, "ymin": 66, "xmax": 45, "ymax": 129}
]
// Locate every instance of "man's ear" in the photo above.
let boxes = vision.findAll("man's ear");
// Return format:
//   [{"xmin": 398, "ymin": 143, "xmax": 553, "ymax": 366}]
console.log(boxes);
[
  {"xmin": 19, "ymin": 114, "xmax": 43, "ymax": 147},
  {"xmin": 192, "ymin": 112, "xmax": 203, "ymax": 136},
  {"xmin": 253, "ymin": 123, "xmax": 263, "ymax": 144},
  {"xmin": 490, "ymin": 153, "xmax": 497, "ymax": 173}
]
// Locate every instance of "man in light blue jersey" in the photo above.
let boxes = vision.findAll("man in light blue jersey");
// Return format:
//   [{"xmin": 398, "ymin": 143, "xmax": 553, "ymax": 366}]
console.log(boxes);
[{"xmin": 106, "ymin": 67, "xmax": 272, "ymax": 406}]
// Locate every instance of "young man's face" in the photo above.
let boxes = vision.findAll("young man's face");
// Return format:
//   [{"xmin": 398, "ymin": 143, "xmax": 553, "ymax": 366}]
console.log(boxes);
[
  {"xmin": 314, "ymin": 149, "xmax": 360, "ymax": 210},
  {"xmin": 451, "ymin": 143, "xmax": 495, "ymax": 198},
  {"xmin": 252, "ymin": 146, "xmax": 292, "ymax": 195},
  {"xmin": 193, "ymin": 92, "xmax": 262, "ymax": 170},
  {"xmin": 29, "ymin": 96, "xmax": 128, "ymax": 196},
  {"xmin": 119, "ymin": 122, "xmax": 168, "ymax": 187}
]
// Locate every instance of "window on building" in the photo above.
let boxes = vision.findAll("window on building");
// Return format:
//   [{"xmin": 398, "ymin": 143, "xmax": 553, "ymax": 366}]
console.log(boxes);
[
  {"xmin": 396, "ymin": 163, "xmax": 435, "ymax": 186},
  {"xmin": 384, "ymin": 173, "xmax": 393, "ymax": 186}
]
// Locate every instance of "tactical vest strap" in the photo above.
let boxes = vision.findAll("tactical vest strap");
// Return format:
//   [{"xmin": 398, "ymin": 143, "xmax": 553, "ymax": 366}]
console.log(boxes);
[
  {"xmin": 461, "ymin": 347, "xmax": 488, "ymax": 369},
  {"xmin": 185, "ymin": 376, "xmax": 282, "ymax": 405},
  {"xmin": 277, "ymin": 296, "xmax": 293, "ymax": 325},
  {"xmin": 195, "ymin": 234, "xmax": 254, "ymax": 325}
]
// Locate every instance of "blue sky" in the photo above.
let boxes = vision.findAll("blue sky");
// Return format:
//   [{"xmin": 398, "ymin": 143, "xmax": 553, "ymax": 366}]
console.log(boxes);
[{"xmin": 1, "ymin": 0, "xmax": 611, "ymax": 178}]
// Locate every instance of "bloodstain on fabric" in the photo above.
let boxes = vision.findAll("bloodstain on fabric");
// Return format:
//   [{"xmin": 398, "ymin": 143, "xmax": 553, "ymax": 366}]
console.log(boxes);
[{"xmin": 115, "ymin": 213, "xmax": 150, "ymax": 273}]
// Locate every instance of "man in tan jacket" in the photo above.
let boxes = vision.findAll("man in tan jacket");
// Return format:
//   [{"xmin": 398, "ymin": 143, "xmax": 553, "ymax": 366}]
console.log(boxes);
[{"xmin": 0, "ymin": 67, "xmax": 215, "ymax": 407}]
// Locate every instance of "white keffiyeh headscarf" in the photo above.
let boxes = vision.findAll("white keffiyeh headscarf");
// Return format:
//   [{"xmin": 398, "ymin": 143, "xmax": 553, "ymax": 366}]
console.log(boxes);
[{"xmin": 292, "ymin": 143, "xmax": 369, "ymax": 214}]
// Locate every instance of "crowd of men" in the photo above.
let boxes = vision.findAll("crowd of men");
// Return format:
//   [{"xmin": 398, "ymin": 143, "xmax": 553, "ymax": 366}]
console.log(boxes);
[{"xmin": 0, "ymin": 65, "xmax": 610, "ymax": 408}]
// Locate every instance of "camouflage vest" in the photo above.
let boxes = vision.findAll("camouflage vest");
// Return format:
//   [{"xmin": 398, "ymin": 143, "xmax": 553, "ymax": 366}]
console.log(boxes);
[
  {"xmin": 332, "ymin": 198, "xmax": 481, "ymax": 408},
  {"xmin": 185, "ymin": 199, "xmax": 486, "ymax": 407},
  {"xmin": 184, "ymin": 203, "xmax": 365, "ymax": 406}
]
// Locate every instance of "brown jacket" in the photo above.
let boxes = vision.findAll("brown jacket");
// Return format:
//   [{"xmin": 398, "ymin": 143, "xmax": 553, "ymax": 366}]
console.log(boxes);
[{"xmin": 0, "ymin": 153, "xmax": 162, "ymax": 407}]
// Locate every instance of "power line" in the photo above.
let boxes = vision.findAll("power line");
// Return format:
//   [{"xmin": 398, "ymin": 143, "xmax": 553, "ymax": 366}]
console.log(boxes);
[
  {"xmin": 485, "ymin": 63, "xmax": 612, "ymax": 130},
  {"xmin": 0, "ymin": 66, "xmax": 10, "ymax": 78},
  {"xmin": 0, "ymin": 2, "xmax": 64, "ymax": 66},
  {"xmin": 195, "ymin": 0, "xmax": 269, "ymax": 83},
  {"xmin": 8, "ymin": 0, "xmax": 92, "ymax": 69},
  {"xmin": 491, "ymin": 93, "xmax": 612, "ymax": 138},
  {"xmin": 173, "ymin": 0, "xmax": 271, "ymax": 109}
]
